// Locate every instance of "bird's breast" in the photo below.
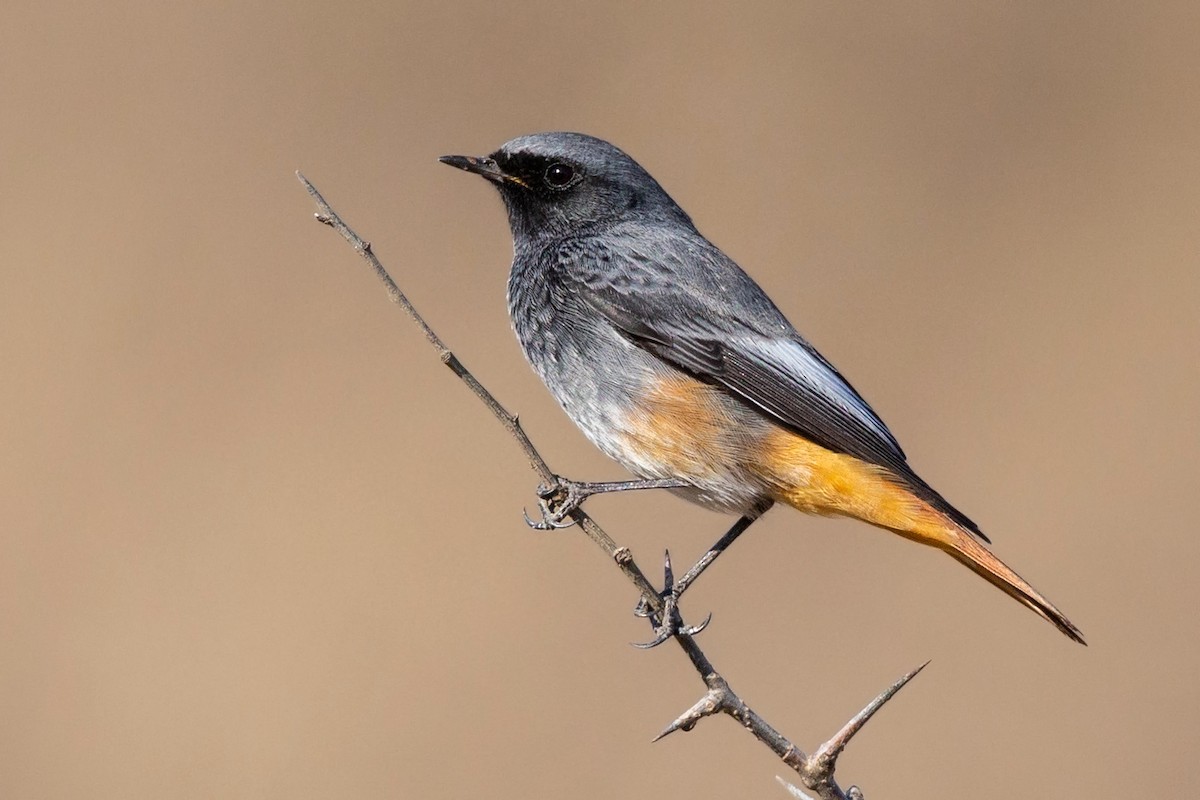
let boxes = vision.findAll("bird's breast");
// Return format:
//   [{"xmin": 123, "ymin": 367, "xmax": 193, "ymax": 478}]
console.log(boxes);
[{"xmin": 505, "ymin": 252, "xmax": 770, "ymax": 514}]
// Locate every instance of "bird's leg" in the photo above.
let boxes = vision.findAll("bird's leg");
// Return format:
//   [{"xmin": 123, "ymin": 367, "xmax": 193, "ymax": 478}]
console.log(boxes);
[
  {"xmin": 674, "ymin": 500, "xmax": 772, "ymax": 597},
  {"xmin": 524, "ymin": 476, "xmax": 691, "ymax": 530},
  {"xmin": 633, "ymin": 500, "xmax": 773, "ymax": 648}
]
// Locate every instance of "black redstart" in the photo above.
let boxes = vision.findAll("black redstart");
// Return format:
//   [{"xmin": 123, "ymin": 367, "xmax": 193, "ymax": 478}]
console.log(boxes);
[{"xmin": 441, "ymin": 132, "xmax": 1083, "ymax": 644}]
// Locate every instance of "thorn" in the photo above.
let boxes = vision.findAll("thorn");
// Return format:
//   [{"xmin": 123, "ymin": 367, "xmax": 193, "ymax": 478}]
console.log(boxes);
[
  {"xmin": 774, "ymin": 776, "xmax": 816, "ymax": 800},
  {"xmin": 652, "ymin": 688, "xmax": 724, "ymax": 742},
  {"xmin": 811, "ymin": 660, "xmax": 929, "ymax": 769},
  {"xmin": 652, "ymin": 713, "xmax": 691, "ymax": 742},
  {"xmin": 651, "ymin": 725, "xmax": 676, "ymax": 743}
]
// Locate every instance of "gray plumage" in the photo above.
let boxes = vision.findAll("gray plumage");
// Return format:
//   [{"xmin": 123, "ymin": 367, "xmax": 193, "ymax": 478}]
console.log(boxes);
[{"xmin": 451, "ymin": 132, "xmax": 983, "ymax": 538}]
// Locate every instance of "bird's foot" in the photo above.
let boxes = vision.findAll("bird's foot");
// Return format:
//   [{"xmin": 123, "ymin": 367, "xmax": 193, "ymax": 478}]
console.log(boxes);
[
  {"xmin": 522, "ymin": 475, "xmax": 589, "ymax": 530},
  {"xmin": 523, "ymin": 475, "xmax": 692, "ymax": 530},
  {"xmin": 632, "ymin": 550, "xmax": 712, "ymax": 649}
]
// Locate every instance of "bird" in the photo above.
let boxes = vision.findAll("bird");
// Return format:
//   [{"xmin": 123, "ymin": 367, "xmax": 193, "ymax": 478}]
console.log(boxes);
[{"xmin": 440, "ymin": 132, "xmax": 1084, "ymax": 644}]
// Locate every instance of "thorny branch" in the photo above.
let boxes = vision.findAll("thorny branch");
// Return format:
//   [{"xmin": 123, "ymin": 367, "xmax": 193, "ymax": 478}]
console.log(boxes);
[{"xmin": 298, "ymin": 172, "xmax": 926, "ymax": 799}]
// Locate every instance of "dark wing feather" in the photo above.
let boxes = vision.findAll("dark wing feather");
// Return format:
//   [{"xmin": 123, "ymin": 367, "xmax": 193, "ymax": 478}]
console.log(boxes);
[{"xmin": 564, "ymin": 233, "xmax": 987, "ymax": 541}]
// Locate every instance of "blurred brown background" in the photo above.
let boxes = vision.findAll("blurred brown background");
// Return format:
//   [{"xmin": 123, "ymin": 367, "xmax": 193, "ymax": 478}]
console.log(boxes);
[{"xmin": 2, "ymin": 1, "xmax": 1197, "ymax": 797}]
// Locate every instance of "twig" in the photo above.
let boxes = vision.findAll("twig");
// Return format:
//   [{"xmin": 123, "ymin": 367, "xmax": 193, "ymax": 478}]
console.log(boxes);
[{"xmin": 298, "ymin": 171, "xmax": 926, "ymax": 799}]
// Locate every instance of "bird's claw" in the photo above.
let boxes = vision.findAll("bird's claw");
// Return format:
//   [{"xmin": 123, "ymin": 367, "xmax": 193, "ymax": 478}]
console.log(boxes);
[
  {"xmin": 632, "ymin": 550, "xmax": 712, "ymax": 648},
  {"xmin": 523, "ymin": 506, "xmax": 577, "ymax": 530},
  {"xmin": 633, "ymin": 609, "xmax": 712, "ymax": 649},
  {"xmin": 524, "ymin": 475, "xmax": 583, "ymax": 530}
]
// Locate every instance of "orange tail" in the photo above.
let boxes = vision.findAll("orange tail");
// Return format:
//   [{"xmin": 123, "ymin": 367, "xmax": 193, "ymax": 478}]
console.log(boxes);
[
  {"xmin": 934, "ymin": 528, "xmax": 1085, "ymax": 644},
  {"xmin": 761, "ymin": 430, "xmax": 1085, "ymax": 643}
]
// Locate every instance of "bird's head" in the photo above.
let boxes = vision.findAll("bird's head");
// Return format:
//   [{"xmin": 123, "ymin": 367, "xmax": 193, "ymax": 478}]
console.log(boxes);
[{"xmin": 440, "ymin": 132, "xmax": 691, "ymax": 241}]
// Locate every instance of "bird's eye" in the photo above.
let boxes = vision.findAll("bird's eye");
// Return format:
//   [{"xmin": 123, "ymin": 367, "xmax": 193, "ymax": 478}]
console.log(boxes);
[{"xmin": 544, "ymin": 162, "xmax": 576, "ymax": 188}]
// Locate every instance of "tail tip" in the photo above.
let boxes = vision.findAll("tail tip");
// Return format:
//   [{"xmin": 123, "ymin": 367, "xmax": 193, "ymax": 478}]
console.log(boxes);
[{"xmin": 1050, "ymin": 612, "xmax": 1087, "ymax": 646}]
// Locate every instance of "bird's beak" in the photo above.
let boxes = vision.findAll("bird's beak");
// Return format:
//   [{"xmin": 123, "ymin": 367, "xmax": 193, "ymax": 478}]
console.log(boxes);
[{"xmin": 438, "ymin": 154, "xmax": 527, "ymax": 188}]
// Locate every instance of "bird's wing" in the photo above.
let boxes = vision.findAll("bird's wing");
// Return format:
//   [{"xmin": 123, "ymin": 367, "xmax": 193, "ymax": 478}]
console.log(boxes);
[
  {"xmin": 561, "ymin": 233, "xmax": 986, "ymax": 539},
  {"xmin": 561, "ymin": 235, "xmax": 904, "ymax": 468},
  {"xmin": 583, "ymin": 286, "xmax": 909, "ymax": 471}
]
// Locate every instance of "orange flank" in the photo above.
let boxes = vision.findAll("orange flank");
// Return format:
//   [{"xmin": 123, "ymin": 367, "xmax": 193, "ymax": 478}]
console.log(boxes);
[
  {"xmin": 757, "ymin": 428, "xmax": 1086, "ymax": 644},
  {"xmin": 620, "ymin": 375, "xmax": 741, "ymax": 480}
]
